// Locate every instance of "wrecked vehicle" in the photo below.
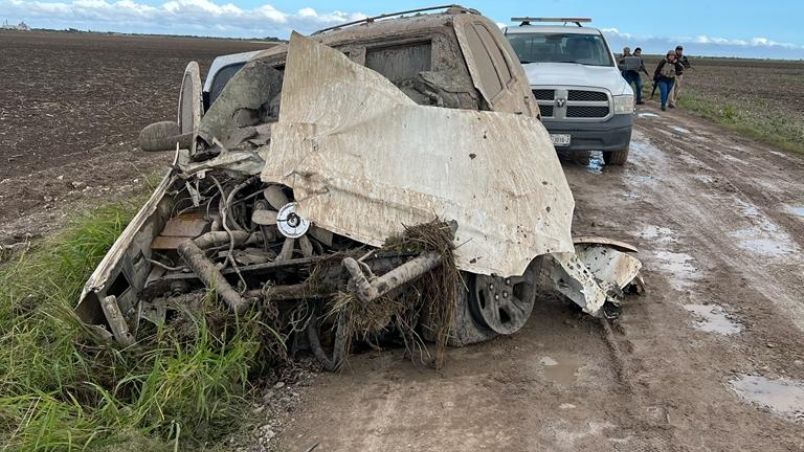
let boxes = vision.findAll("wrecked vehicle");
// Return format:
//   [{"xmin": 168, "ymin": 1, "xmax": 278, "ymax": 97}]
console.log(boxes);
[{"xmin": 77, "ymin": 6, "xmax": 642, "ymax": 369}]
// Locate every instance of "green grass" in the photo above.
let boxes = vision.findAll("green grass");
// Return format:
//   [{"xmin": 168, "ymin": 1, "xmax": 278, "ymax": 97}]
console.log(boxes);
[
  {"xmin": 677, "ymin": 91, "xmax": 804, "ymax": 156},
  {"xmin": 0, "ymin": 199, "xmax": 273, "ymax": 451}
]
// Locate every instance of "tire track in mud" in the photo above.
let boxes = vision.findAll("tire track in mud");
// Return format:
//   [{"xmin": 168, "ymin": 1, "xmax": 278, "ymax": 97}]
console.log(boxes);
[
  {"xmin": 567, "ymin": 112, "xmax": 804, "ymax": 451},
  {"xmin": 631, "ymin": 112, "xmax": 804, "ymax": 332}
]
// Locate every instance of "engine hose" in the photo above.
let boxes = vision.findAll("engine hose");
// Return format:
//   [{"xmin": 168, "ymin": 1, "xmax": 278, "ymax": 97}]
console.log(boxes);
[
  {"xmin": 306, "ymin": 308, "xmax": 349, "ymax": 372},
  {"xmin": 177, "ymin": 230, "xmax": 257, "ymax": 313}
]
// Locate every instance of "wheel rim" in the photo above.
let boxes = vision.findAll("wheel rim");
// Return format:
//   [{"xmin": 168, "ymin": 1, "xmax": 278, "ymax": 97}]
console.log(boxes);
[{"xmin": 469, "ymin": 273, "xmax": 536, "ymax": 335}]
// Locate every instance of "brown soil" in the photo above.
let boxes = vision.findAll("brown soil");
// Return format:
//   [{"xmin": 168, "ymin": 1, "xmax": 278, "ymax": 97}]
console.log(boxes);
[{"xmin": 0, "ymin": 30, "xmax": 273, "ymax": 245}]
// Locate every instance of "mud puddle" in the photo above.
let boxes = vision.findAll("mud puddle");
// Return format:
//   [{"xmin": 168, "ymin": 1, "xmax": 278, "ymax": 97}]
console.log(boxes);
[
  {"xmin": 637, "ymin": 112, "xmax": 659, "ymax": 118},
  {"xmin": 585, "ymin": 151, "xmax": 604, "ymax": 174},
  {"xmin": 638, "ymin": 225, "xmax": 676, "ymax": 245},
  {"xmin": 730, "ymin": 199, "xmax": 798, "ymax": 257},
  {"xmin": 783, "ymin": 205, "xmax": 804, "ymax": 218},
  {"xmin": 539, "ymin": 356, "xmax": 580, "ymax": 384},
  {"xmin": 653, "ymin": 250, "xmax": 701, "ymax": 290},
  {"xmin": 730, "ymin": 375, "xmax": 804, "ymax": 421},
  {"xmin": 683, "ymin": 304, "xmax": 742, "ymax": 335},
  {"xmin": 671, "ymin": 126, "xmax": 691, "ymax": 134}
]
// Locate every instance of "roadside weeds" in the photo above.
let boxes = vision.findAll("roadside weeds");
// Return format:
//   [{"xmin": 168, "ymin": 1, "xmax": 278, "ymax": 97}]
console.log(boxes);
[
  {"xmin": 678, "ymin": 90, "xmax": 804, "ymax": 156},
  {"xmin": 0, "ymin": 199, "xmax": 274, "ymax": 451}
]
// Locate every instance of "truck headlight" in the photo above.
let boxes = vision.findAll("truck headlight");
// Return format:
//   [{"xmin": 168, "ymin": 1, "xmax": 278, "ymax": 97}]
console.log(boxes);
[{"xmin": 613, "ymin": 94, "xmax": 634, "ymax": 114}]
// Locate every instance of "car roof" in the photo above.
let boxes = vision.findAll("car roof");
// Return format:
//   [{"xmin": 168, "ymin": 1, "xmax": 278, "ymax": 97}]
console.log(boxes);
[{"xmin": 503, "ymin": 25, "xmax": 603, "ymax": 36}]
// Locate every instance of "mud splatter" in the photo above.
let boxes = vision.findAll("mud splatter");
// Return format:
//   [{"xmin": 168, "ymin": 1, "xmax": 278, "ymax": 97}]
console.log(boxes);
[
  {"xmin": 730, "ymin": 375, "xmax": 804, "ymax": 421},
  {"xmin": 683, "ymin": 304, "xmax": 742, "ymax": 335}
]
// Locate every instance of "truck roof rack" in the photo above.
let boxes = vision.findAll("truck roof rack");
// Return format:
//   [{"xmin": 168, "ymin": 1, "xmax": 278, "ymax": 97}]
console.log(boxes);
[
  {"xmin": 511, "ymin": 17, "xmax": 592, "ymax": 27},
  {"xmin": 313, "ymin": 4, "xmax": 472, "ymax": 35}
]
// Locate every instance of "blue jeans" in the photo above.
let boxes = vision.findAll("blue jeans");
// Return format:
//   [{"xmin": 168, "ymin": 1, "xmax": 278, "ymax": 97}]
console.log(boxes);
[
  {"xmin": 657, "ymin": 78, "xmax": 675, "ymax": 107},
  {"xmin": 623, "ymin": 71, "xmax": 643, "ymax": 102}
]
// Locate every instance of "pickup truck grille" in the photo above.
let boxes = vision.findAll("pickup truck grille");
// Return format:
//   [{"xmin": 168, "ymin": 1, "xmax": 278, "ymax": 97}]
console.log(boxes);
[
  {"xmin": 566, "ymin": 106, "xmax": 610, "ymax": 118},
  {"xmin": 532, "ymin": 88, "xmax": 611, "ymax": 120},
  {"xmin": 567, "ymin": 90, "xmax": 608, "ymax": 101},
  {"xmin": 532, "ymin": 89, "xmax": 555, "ymax": 100}
]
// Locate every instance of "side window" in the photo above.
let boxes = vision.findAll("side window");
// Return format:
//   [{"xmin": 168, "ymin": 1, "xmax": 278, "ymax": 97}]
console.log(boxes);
[
  {"xmin": 209, "ymin": 63, "xmax": 245, "ymax": 106},
  {"xmin": 365, "ymin": 42, "xmax": 432, "ymax": 84},
  {"xmin": 474, "ymin": 23, "xmax": 512, "ymax": 86},
  {"xmin": 464, "ymin": 25, "xmax": 503, "ymax": 98}
]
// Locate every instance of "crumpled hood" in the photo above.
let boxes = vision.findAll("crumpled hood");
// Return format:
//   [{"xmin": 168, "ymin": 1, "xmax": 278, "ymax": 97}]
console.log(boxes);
[
  {"xmin": 261, "ymin": 33, "xmax": 576, "ymax": 277},
  {"xmin": 522, "ymin": 62, "xmax": 631, "ymax": 95}
]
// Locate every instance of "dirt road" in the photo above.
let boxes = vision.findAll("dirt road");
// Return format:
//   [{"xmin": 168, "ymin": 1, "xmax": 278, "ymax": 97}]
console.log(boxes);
[{"xmin": 273, "ymin": 108, "xmax": 804, "ymax": 451}]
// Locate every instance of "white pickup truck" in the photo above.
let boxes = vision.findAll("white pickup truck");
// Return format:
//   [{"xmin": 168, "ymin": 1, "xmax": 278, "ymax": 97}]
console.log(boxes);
[{"xmin": 504, "ymin": 18, "xmax": 634, "ymax": 165}]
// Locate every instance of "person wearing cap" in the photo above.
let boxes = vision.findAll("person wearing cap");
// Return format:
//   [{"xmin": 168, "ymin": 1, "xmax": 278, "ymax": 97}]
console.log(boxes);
[
  {"xmin": 653, "ymin": 50, "xmax": 682, "ymax": 111},
  {"xmin": 669, "ymin": 45, "xmax": 692, "ymax": 107}
]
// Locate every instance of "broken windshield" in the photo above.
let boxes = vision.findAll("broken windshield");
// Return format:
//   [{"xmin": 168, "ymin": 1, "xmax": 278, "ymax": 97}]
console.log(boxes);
[{"xmin": 506, "ymin": 32, "xmax": 613, "ymax": 67}]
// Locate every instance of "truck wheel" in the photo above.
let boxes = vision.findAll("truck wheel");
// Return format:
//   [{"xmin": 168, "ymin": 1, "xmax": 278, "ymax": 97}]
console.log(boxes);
[
  {"xmin": 446, "ymin": 281, "xmax": 497, "ymax": 346},
  {"xmin": 422, "ymin": 258, "xmax": 543, "ymax": 347},
  {"xmin": 467, "ymin": 257, "xmax": 542, "ymax": 336},
  {"xmin": 603, "ymin": 146, "xmax": 629, "ymax": 165}
]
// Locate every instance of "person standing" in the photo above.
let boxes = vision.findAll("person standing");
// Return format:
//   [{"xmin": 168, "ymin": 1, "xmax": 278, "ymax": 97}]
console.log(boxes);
[
  {"xmin": 619, "ymin": 47, "xmax": 632, "ymax": 76},
  {"xmin": 669, "ymin": 45, "xmax": 691, "ymax": 107},
  {"xmin": 628, "ymin": 47, "xmax": 650, "ymax": 104},
  {"xmin": 653, "ymin": 50, "xmax": 681, "ymax": 111}
]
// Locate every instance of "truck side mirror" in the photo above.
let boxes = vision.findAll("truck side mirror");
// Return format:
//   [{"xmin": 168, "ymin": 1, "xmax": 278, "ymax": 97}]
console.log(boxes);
[{"xmin": 138, "ymin": 121, "xmax": 192, "ymax": 152}]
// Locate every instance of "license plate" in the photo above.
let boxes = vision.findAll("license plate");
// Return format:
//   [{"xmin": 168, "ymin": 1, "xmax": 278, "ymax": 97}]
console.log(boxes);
[{"xmin": 550, "ymin": 134, "xmax": 571, "ymax": 147}]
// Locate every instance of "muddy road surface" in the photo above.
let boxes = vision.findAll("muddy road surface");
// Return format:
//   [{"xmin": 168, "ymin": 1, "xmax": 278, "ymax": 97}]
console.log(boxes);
[{"xmin": 272, "ymin": 108, "xmax": 804, "ymax": 451}]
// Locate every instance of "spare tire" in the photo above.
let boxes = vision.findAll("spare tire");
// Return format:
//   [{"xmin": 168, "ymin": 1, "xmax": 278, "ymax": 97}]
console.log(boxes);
[{"xmin": 138, "ymin": 121, "xmax": 191, "ymax": 152}]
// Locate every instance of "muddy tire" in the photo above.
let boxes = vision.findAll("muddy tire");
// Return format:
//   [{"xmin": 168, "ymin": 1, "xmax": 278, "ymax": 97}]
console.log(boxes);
[
  {"xmin": 419, "ymin": 274, "xmax": 496, "ymax": 347},
  {"xmin": 448, "ymin": 279, "xmax": 498, "ymax": 346},
  {"xmin": 556, "ymin": 149, "xmax": 591, "ymax": 165},
  {"xmin": 441, "ymin": 258, "xmax": 543, "ymax": 347},
  {"xmin": 603, "ymin": 146, "xmax": 629, "ymax": 165}
]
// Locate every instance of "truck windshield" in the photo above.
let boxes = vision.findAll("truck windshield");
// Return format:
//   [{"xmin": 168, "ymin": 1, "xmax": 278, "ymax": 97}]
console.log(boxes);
[{"xmin": 506, "ymin": 32, "xmax": 613, "ymax": 67}]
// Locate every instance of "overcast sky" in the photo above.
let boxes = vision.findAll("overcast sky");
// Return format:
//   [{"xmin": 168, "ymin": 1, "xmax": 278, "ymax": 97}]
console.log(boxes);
[{"xmin": 2, "ymin": 0, "xmax": 803, "ymax": 59}]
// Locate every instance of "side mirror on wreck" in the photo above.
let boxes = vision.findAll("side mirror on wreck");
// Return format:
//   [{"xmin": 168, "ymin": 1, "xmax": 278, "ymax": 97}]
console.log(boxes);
[{"xmin": 138, "ymin": 121, "xmax": 193, "ymax": 152}]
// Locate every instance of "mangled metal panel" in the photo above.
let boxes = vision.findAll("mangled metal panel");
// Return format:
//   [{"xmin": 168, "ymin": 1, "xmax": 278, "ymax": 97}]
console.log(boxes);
[
  {"xmin": 262, "ymin": 33, "xmax": 575, "ymax": 277},
  {"xmin": 198, "ymin": 60, "xmax": 283, "ymax": 150}
]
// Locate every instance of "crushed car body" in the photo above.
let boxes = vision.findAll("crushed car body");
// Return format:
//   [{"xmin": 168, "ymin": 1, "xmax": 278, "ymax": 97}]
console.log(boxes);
[{"xmin": 77, "ymin": 6, "xmax": 643, "ymax": 367}]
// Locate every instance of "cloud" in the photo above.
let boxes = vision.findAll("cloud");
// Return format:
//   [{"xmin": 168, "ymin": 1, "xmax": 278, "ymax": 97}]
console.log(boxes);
[
  {"xmin": 1, "ymin": 0, "xmax": 367, "ymax": 36},
  {"xmin": 691, "ymin": 34, "xmax": 801, "ymax": 49},
  {"xmin": 599, "ymin": 27, "xmax": 804, "ymax": 59},
  {"xmin": 599, "ymin": 27, "xmax": 633, "ymax": 40}
]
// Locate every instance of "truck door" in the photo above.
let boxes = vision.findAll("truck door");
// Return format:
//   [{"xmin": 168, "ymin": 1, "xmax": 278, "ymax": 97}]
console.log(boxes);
[{"xmin": 455, "ymin": 20, "xmax": 532, "ymax": 115}]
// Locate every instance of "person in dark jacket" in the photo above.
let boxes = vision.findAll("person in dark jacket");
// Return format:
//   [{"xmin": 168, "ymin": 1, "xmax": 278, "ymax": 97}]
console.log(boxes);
[
  {"xmin": 654, "ymin": 50, "xmax": 682, "ymax": 111},
  {"xmin": 620, "ymin": 47, "xmax": 649, "ymax": 104}
]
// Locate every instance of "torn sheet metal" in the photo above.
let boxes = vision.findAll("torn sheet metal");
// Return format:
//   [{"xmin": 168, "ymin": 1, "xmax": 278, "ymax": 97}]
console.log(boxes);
[
  {"xmin": 262, "ymin": 33, "xmax": 575, "ymax": 276},
  {"xmin": 198, "ymin": 60, "xmax": 282, "ymax": 150},
  {"xmin": 177, "ymin": 62, "xmax": 202, "ymax": 155},
  {"xmin": 545, "ymin": 243, "xmax": 643, "ymax": 316}
]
